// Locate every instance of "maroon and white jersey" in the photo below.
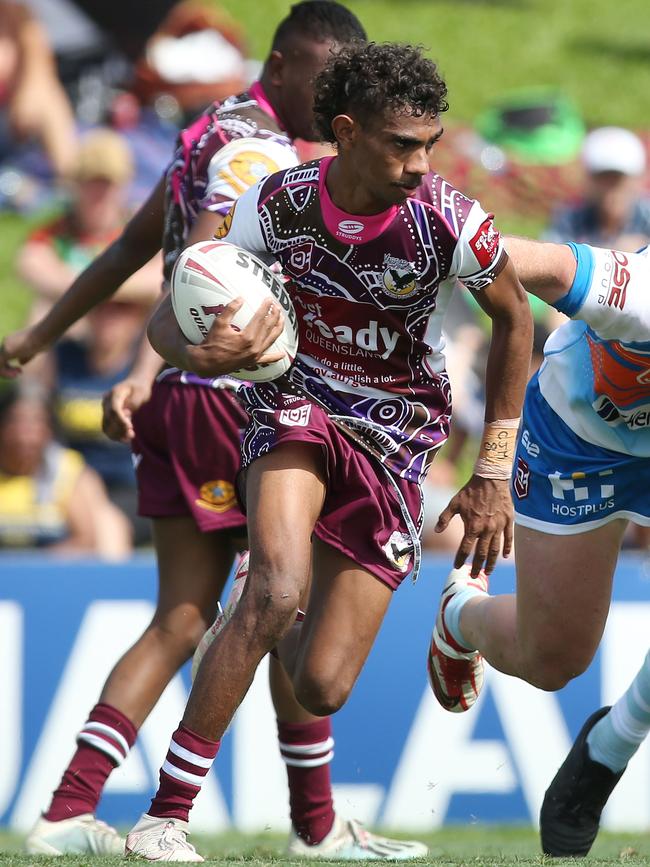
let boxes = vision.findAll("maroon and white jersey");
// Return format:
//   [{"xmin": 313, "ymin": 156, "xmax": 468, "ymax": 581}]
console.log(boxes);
[
  {"xmin": 220, "ymin": 157, "xmax": 507, "ymax": 483},
  {"xmin": 162, "ymin": 81, "xmax": 298, "ymax": 282}
]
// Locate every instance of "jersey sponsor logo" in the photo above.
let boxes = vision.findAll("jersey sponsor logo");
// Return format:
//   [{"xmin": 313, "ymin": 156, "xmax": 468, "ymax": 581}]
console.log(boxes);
[
  {"xmin": 593, "ymin": 395, "xmax": 650, "ymax": 429},
  {"xmin": 597, "ymin": 251, "xmax": 630, "ymax": 310},
  {"xmin": 279, "ymin": 405, "xmax": 311, "ymax": 427},
  {"xmin": 302, "ymin": 313, "xmax": 400, "ymax": 360},
  {"xmin": 513, "ymin": 456, "xmax": 530, "ymax": 499},
  {"xmin": 520, "ymin": 429, "xmax": 540, "ymax": 458},
  {"xmin": 196, "ymin": 479, "xmax": 237, "ymax": 513},
  {"xmin": 469, "ymin": 217, "xmax": 500, "ymax": 269},
  {"xmin": 337, "ymin": 219, "xmax": 365, "ymax": 241}
]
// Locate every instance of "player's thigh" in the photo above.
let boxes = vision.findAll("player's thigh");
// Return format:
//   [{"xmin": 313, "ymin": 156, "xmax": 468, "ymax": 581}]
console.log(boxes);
[
  {"xmin": 244, "ymin": 442, "xmax": 326, "ymax": 587},
  {"xmin": 152, "ymin": 516, "xmax": 238, "ymax": 624},
  {"xmin": 515, "ymin": 519, "xmax": 626, "ymax": 674},
  {"xmin": 292, "ymin": 537, "xmax": 392, "ymax": 715}
]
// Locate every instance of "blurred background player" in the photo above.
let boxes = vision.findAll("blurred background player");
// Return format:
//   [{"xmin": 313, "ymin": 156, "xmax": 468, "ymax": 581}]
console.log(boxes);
[
  {"xmin": 0, "ymin": 381, "xmax": 130, "ymax": 558},
  {"xmin": 2, "ymin": 3, "xmax": 427, "ymax": 860},
  {"xmin": 129, "ymin": 40, "xmax": 531, "ymax": 861},
  {"xmin": 544, "ymin": 126, "xmax": 650, "ymax": 251}
]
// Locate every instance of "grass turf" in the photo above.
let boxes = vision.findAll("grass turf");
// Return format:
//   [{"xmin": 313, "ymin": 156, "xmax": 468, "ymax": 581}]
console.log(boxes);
[{"xmin": 1, "ymin": 826, "xmax": 650, "ymax": 866}]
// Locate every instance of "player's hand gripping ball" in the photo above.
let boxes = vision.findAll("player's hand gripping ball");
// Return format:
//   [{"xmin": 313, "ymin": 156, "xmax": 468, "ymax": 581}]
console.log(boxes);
[{"xmin": 171, "ymin": 240, "xmax": 298, "ymax": 381}]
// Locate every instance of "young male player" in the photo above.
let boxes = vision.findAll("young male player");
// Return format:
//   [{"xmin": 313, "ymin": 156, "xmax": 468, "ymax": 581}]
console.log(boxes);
[
  {"xmin": 425, "ymin": 237, "xmax": 650, "ymax": 853},
  {"xmin": 0, "ymin": 5, "xmax": 426, "ymax": 860},
  {"xmin": 128, "ymin": 40, "xmax": 534, "ymax": 860}
]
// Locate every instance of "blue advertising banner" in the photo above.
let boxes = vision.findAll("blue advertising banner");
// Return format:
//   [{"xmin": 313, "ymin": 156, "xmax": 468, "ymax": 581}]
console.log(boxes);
[{"xmin": 1, "ymin": 553, "xmax": 649, "ymax": 834}]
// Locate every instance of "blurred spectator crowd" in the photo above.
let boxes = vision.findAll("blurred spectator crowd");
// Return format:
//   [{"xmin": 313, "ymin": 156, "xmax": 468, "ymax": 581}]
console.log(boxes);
[{"xmin": 1, "ymin": 0, "xmax": 650, "ymax": 559}]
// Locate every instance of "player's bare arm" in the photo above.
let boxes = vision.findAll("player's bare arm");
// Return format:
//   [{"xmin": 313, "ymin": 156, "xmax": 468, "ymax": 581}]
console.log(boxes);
[
  {"xmin": 0, "ymin": 178, "xmax": 166, "ymax": 377},
  {"xmin": 504, "ymin": 236, "xmax": 578, "ymax": 305},
  {"xmin": 147, "ymin": 291, "xmax": 285, "ymax": 376},
  {"xmin": 436, "ymin": 256, "xmax": 533, "ymax": 576}
]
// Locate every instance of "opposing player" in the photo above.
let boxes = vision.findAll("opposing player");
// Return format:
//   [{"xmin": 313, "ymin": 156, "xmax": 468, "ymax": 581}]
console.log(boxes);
[
  {"xmin": 125, "ymin": 41, "xmax": 534, "ymax": 860},
  {"xmin": 0, "ymin": 5, "xmax": 427, "ymax": 860},
  {"xmin": 425, "ymin": 238, "xmax": 650, "ymax": 851}
]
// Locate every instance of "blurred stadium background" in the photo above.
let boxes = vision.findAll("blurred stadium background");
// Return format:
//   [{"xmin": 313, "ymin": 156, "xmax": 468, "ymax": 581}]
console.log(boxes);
[{"xmin": 2, "ymin": 0, "xmax": 650, "ymax": 863}]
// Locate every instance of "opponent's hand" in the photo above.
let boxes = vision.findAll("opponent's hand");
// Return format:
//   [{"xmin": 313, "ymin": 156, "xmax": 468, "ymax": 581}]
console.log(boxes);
[
  {"xmin": 0, "ymin": 326, "xmax": 46, "ymax": 378},
  {"xmin": 185, "ymin": 297, "xmax": 285, "ymax": 378},
  {"xmin": 102, "ymin": 378, "xmax": 153, "ymax": 443},
  {"xmin": 435, "ymin": 475, "xmax": 513, "ymax": 577}
]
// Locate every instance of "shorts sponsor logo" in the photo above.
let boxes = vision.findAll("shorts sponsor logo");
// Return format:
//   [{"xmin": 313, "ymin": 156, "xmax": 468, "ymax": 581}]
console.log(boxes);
[
  {"xmin": 337, "ymin": 220, "xmax": 365, "ymax": 241},
  {"xmin": 382, "ymin": 530, "xmax": 413, "ymax": 572},
  {"xmin": 513, "ymin": 456, "xmax": 530, "ymax": 499},
  {"xmin": 196, "ymin": 479, "xmax": 237, "ymax": 513},
  {"xmin": 279, "ymin": 405, "xmax": 312, "ymax": 427},
  {"xmin": 548, "ymin": 469, "xmax": 615, "ymax": 518},
  {"xmin": 469, "ymin": 217, "xmax": 500, "ymax": 269},
  {"xmin": 520, "ymin": 429, "xmax": 539, "ymax": 458}
]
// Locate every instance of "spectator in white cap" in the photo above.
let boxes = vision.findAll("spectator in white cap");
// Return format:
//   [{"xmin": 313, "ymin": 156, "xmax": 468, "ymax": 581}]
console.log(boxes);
[{"xmin": 545, "ymin": 126, "xmax": 650, "ymax": 250}]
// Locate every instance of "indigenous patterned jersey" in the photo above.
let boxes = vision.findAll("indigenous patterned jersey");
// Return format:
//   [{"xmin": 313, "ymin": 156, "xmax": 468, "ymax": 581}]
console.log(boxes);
[
  {"xmin": 538, "ymin": 245, "xmax": 650, "ymax": 457},
  {"xmin": 219, "ymin": 157, "xmax": 507, "ymax": 483},
  {"xmin": 162, "ymin": 81, "xmax": 299, "ymax": 282}
]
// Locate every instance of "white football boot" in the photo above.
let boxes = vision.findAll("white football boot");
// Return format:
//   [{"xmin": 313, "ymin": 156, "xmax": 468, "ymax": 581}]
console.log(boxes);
[
  {"xmin": 125, "ymin": 813, "xmax": 203, "ymax": 862},
  {"xmin": 287, "ymin": 815, "xmax": 428, "ymax": 860},
  {"xmin": 25, "ymin": 813, "xmax": 124, "ymax": 855},
  {"xmin": 191, "ymin": 550, "xmax": 249, "ymax": 681},
  {"xmin": 427, "ymin": 565, "xmax": 488, "ymax": 712}
]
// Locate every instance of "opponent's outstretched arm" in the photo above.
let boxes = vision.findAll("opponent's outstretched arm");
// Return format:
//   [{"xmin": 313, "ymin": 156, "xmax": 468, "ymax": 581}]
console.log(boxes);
[{"xmin": 506, "ymin": 237, "xmax": 650, "ymax": 343}]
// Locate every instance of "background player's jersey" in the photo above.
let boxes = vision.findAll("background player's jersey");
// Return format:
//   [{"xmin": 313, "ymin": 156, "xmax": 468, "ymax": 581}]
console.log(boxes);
[
  {"xmin": 538, "ymin": 246, "xmax": 650, "ymax": 457},
  {"xmin": 162, "ymin": 81, "xmax": 298, "ymax": 282},
  {"xmin": 220, "ymin": 157, "xmax": 506, "ymax": 483}
]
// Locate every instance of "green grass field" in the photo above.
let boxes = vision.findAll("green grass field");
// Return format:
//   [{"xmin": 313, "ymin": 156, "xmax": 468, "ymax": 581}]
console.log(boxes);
[{"xmin": 1, "ymin": 826, "xmax": 650, "ymax": 866}]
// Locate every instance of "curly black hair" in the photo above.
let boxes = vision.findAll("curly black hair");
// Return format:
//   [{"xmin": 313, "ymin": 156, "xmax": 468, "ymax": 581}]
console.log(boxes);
[
  {"xmin": 313, "ymin": 42, "xmax": 448, "ymax": 143},
  {"xmin": 272, "ymin": 1, "xmax": 367, "ymax": 52}
]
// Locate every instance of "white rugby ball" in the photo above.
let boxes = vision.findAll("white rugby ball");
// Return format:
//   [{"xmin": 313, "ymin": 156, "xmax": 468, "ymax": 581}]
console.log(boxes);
[{"xmin": 170, "ymin": 240, "xmax": 298, "ymax": 381}]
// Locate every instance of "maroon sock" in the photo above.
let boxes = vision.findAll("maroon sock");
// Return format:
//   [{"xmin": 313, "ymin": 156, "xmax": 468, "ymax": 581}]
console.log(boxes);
[
  {"xmin": 278, "ymin": 717, "xmax": 335, "ymax": 845},
  {"xmin": 44, "ymin": 703, "xmax": 137, "ymax": 821},
  {"xmin": 148, "ymin": 723, "xmax": 220, "ymax": 822}
]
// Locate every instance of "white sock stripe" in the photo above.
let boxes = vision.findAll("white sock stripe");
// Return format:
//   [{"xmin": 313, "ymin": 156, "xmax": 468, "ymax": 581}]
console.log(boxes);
[
  {"xmin": 282, "ymin": 750, "xmax": 334, "ymax": 768},
  {"xmin": 169, "ymin": 739, "xmax": 214, "ymax": 769},
  {"xmin": 162, "ymin": 759, "xmax": 206, "ymax": 787},
  {"xmin": 81, "ymin": 721, "xmax": 130, "ymax": 757},
  {"xmin": 278, "ymin": 737, "xmax": 334, "ymax": 756},
  {"xmin": 631, "ymin": 680, "xmax": 650, "ymax": 716},
  {"xmin": 77, "ymin": 732, "xmax": 126, "ymax": 766}
]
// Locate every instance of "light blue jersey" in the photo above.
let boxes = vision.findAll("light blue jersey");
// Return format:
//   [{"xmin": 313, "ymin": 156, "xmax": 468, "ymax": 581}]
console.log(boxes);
[{"xmin": 514, "ymin": 243, "xmax": 650, "ymax": 534}]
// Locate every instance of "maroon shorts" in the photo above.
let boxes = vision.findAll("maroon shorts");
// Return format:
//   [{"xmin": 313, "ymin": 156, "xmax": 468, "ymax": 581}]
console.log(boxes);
[
  {"xmin": 239, "ymin": 392, "xmax": 422, "ymax": 590},
  {"xmin": 132, "ymin": 380, "xmax": 248, "ymax": 533}
]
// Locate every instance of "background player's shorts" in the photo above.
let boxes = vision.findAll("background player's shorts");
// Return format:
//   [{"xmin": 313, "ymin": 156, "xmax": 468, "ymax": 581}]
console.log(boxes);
[
  {"xmin": 239, "ymin": 392, "xmax": 421, "ymax": 590},
  {"xmin": 132, "ymin": 380, "xmax": 248, "ymax": 533},
  {"xmin": 513, "ymin": 375, "xmax": 650, "ymax": 535}
]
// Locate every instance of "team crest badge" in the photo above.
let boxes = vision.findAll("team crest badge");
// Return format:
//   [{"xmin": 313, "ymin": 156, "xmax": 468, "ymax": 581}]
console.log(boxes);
[
  {"xmin": 381, "ymin": 255, "xmax": 417, "ymax": 298},
  {"xmin": 513, "ymin": 457, "xmax": 530, "ymax": 499},
  {"xmin": 196, "ymin": 479, "xmax": 237, "ymax": 513}
]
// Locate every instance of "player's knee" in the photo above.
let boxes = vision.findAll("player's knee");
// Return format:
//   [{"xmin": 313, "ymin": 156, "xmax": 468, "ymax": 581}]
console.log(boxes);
[
  {"xmin": 293, "ymin": 670, "xmax": 353, "ymax": 717},
  {"xmin": 148, "ymin": 605, "xmax": 212, "ymax": 658},
  {"xmin": 238, "ymin": 571, "xmax": 302, "ymax": 649},
  {"xmin": 523, "ymin": 651, "xmax": 589, "ymax": 692}
]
